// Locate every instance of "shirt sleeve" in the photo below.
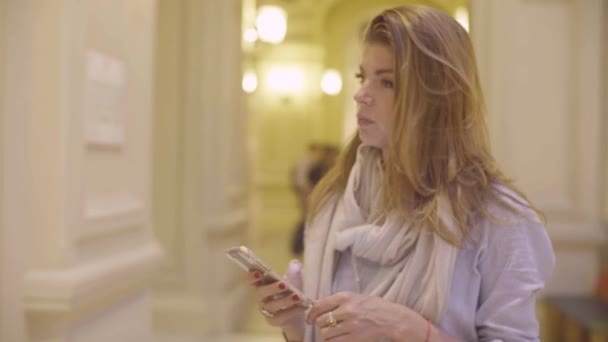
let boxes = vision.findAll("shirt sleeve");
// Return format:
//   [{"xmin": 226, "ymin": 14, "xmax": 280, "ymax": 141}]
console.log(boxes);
[{"xmin": 475, "ymin": 219, "xmax": 555, "ymax": 342}]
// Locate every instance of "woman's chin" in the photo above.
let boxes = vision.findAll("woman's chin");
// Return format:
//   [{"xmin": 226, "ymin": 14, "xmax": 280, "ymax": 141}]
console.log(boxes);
[{"xmin": 358, "ymin": 134, "xmax": 384, "ymax": 150}]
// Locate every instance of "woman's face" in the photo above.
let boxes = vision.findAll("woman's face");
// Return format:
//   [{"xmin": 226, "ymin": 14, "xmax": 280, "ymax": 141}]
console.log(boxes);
[{"xmin": 354, "ymin": 43, "xmax": 395, "ymax": 152}]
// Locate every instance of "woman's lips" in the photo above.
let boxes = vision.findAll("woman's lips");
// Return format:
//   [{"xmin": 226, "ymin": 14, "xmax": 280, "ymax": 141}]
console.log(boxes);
[{"xmin": 357, "ymin": 117, "xmax": 374, "ymax": 126}]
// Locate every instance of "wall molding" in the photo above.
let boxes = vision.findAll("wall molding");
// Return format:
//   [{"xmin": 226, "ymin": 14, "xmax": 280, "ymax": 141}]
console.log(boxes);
[
  {"xmin": 24, "ymin": 241, "xmax": 163, "ymax": 313},
  {"xmin": 78, "ymin": 193, "xmax": 145, "ymax": 243}
]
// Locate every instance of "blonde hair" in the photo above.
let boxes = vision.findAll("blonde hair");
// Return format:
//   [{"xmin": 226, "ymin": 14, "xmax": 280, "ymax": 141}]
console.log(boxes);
[{"xmin": 308, "ymin": 5, "xmax": 543, "ymax": 246}]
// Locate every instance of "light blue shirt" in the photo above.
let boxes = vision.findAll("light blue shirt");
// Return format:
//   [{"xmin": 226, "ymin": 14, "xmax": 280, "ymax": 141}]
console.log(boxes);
[{"xmin": 332, "ymin": 210, "xmax": 555, "ymax": 342}]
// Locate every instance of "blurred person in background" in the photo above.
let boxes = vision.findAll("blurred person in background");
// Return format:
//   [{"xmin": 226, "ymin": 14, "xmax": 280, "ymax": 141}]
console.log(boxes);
[
  {"xmin": 248, "ymin": 5, "xmax": 554, "ymax": 342},
  {"xmin": 306, "ymin": 145, "xmax": 340, "ymax": 201},
  {"xmin": 292, "ymin": 144, "xmax": 340, "ymax": 256},
  {"xmin": 291, "ymin": 143, "xmax": 324, "ymax": 215}
]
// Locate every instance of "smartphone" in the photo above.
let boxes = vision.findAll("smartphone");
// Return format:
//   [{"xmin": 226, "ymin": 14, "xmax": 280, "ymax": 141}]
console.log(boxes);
[{"xmin": 225, "ymin": 245, "xmax": 312, "ymax": 308}]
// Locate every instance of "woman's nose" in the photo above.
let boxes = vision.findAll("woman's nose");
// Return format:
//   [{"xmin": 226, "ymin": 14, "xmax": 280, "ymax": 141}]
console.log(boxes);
[{"xmin": 354, "ymin": 87, "xmax": 372, "ymax": 105}]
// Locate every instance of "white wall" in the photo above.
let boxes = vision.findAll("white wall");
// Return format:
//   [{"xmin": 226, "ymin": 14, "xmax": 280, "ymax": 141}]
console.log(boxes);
[
  {"xmin": 472, "ymin": 0, "xmax": 607, "ymax": 294},
  {"xmin": 0, "ymin": 0, "xmax": 163, "ymax": 340}
]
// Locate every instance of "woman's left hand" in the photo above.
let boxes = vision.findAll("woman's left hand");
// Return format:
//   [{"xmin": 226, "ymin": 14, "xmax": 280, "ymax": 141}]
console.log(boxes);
[{"xmin": 306, "ymin": 292, "xmax": 427, "ymax": 342}]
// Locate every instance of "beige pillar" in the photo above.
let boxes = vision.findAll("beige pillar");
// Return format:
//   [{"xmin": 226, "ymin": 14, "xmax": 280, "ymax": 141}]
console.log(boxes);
[
  {"xmin": 152, "ymin": 0, "xmax": 250, "ymax": 337},
  {"xmin": 0, "ymin": 0, "xmax": 163, "ymax": 340},
  {"xmin": 471, "ymin": 0, "xmax": 607, "ymax": 294},
  {"xmin": 0, "ymin": 1, "xmax": 28, "ymax": 340}
]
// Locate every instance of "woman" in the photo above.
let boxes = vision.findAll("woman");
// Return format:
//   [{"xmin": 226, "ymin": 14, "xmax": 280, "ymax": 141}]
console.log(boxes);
[{"xmin": 246, "ymin": 5, "xmax": 554, "ymax": 342}]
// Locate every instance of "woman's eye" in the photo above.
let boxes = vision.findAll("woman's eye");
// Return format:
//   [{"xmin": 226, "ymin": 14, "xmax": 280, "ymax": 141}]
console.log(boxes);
[{"xmin": 381, "ymin": 79, "xmax": 394, "ymax": 88}]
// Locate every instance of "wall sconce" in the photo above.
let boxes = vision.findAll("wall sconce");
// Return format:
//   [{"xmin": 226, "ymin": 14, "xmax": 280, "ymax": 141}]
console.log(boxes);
[
  {"xmin": 256, "ymin": 6, "xmax": 287, "ymax": 44},
  {"xmin": 266, "ymin": 66, "xmax": 305, "ymax": 95},
  {"xmin": 454, "ymin": 6, "xmax": 469, "ymax": 32},
  {"xmin": 321, "ymin": 69, "xmax": 342, "ymax": 96},
  {"xmin": 242, "ymin": 71, "xmax": 258, "ymax": 93}
]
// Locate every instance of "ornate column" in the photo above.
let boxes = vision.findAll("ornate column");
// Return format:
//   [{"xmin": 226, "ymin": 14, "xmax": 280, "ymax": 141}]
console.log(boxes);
[
  {"xmin": 2, "ymin": 0, "xmax": 163, "ymax": 340},
  {"xmin": 152, "ymin": 0, "xmax": 250, "ymax": 336}
]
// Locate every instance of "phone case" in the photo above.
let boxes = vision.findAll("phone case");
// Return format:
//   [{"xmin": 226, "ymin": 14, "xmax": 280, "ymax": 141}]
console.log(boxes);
[{"xmin": 225, "ymin": 245, "xmax": 312, "ymax": 307}]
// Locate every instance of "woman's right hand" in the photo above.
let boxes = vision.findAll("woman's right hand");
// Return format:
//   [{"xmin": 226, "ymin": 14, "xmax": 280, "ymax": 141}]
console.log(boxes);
[{"xmin": 245, "ymin": 260, "xmax": 306, "ymax": 339}]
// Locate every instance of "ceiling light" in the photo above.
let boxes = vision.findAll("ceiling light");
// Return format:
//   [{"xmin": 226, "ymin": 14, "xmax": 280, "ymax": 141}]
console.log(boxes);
[{"xmin": 256, "ymin": 6, "xmax": 287, "ymax": 44}]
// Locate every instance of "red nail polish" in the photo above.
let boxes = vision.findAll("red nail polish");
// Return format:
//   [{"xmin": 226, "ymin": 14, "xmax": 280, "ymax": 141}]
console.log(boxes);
[
  {"xmin": 292, "ymin": 294, "xmax": 300, "ymax": 301},
  {"xmin": 254, "ymin": 272, "xmax": 261, "ymax": 279},
  {"xmin": 278, "ymin": 283, "xmax": 286, "ymax": 290}
]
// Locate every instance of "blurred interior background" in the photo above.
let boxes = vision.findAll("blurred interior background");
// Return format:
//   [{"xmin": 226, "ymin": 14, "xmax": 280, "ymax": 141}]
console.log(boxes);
[{"xmin": 0, "ymin": 0, "xmax": 607, "ymax": 341}]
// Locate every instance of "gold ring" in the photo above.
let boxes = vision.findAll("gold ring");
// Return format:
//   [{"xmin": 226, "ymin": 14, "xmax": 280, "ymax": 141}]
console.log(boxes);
[{"xmin": 326, "ymin": 311, "xmax": 337, "ymax": 327}]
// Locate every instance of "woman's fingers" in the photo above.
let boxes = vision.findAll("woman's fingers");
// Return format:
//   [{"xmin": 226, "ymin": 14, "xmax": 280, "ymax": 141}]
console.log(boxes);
[
  {"xmin": 264, "ymin": 304, "xmax": 306, "ymax": 326},
  {"xmin": 307, "ymin": 292, "xmax": 350, "ymax": 324},
  {"xmin": 244, "ymin": 270, "xmax": 306, "ymax": 329},
  {"xmin": 320, "ymin": 320, "xmax": 351, "ymax": 341},
  {"xmin": 315, "ymin": 309, "xmax": 344, "ymax": 329},
  {"xmin": 244, "ymin": 271, "xmax": 264, "ymax": 285},
  {"xmin": 256, "ymin": 280, "xmax": 291, "ymax": 302},
  {"xmin": 261, "ymin": 291, "xmax": 303, "ymax": 313}
]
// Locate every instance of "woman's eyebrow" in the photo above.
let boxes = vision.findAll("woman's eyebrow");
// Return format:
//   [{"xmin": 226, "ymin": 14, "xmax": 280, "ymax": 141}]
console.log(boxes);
[
  {"xmin": 375, "ymin": 68, "xmax": 394, "ymax": 75},
  {"xmin": 358, "ymin": 66, "xmax": 394, "ymax": 75}
]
